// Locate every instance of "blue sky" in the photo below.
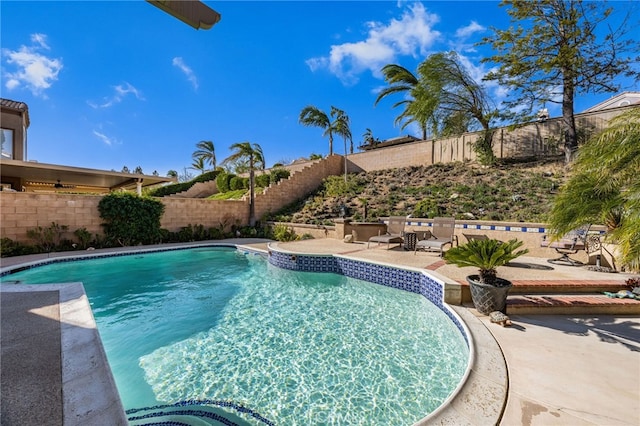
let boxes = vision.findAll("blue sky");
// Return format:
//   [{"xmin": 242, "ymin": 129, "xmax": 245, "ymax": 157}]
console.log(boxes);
[{"xmin": 1, "ymin": 1, "xmax": 638, "ymax": 177}]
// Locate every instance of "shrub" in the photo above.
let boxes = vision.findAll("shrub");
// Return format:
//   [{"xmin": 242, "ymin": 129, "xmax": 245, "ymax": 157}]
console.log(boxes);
[
  {"xmin": 146, "ymin": 181, "xmax": 191, "ymax": 197},
  {"xmin": 216, "ymin": 171, "xmax": 235, "ymax": 193},
  {"xmin": 230, "ymin": 176, "xmax": 248, "ymax": 191},
  {"xmin": 413, "ymin": 200, "xmax": 443, "ymax": 218},
  {"xmin": 73, "ymin": 227, "xmax": 93, "ymax": 249},
  {"xmin": 98, "ymin": 192, "xmax": 165, "ymax": 246},
  {"xmin": 0, "ymin": 238, "xmax": 37, "ymax": 257},
  {"xmin": 270, "ymin": 168, "xmax": 291, "ymax": 185},
  {"xmin": 26, "ymin": 222, "xmax": 69, "ymax": 252},
  {"xmin": 147, "ymin": 170, "xmax": 220, "ymax": 197},
  {"xmin": 255, "ymin": 173, "xmax": 271, "ymax": 188},
  {"xmin": 272, "ymin": 224, "xmax": 298, "ymax": 242}
]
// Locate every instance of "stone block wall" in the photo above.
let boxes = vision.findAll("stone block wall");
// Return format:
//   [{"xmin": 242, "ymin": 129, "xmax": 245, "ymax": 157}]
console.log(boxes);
[
  {"xmin": 0, "ymin": 192, "xmax": 103, "ymax": 242},
  {"xmin": 159, "ymin": 198, "xmax": 247, "ymax": 230},
  {"xmin": 0, "ymin": 192, "xmax": 250, "ymax": 243},
  {"xmin": 346, "ymin": 106, "xmax": 633, "ymax": 173},
  {"xmin": 253, "ymin": 154, "xmax": 343, "ymax": 220}
]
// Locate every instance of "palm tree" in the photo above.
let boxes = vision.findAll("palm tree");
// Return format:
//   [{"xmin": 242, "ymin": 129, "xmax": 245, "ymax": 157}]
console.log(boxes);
[
  {"xmin": 167, "ymin": 170, "xmax": 178, "ymax": 179},
  {"xmin": 331, "ymin": 107, "xmax": 352, "ymax": 182},
  {"xmin": 190, "ymin": 156, "xmax": 207, "ymax": 174},
  {"xmin": 548, "ymin": 108, "xmax": 640, "ymax": 271},
  {"xmin": 418, "ymin": 52, "xmax": 497, "ymax": 164},
  {"xmin": 222, "ymin": 142, "xmax": 265, "ymax": 226},
  {"xmin": 193, "ymin": 140, "xmax": 216, "ymax": 169},
  {"xmin": 299, "ymin": 106, "xmax": 334, "ymax": 155},
  {"xmin": 374, "ymin": 64, "xmax": 436, "ymax": 140}
]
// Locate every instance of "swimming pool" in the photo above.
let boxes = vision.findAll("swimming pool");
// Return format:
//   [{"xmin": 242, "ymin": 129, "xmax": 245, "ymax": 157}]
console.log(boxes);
[{"xmin": 2, "ymin": 246, "xmax": 470, "ymax": 425}]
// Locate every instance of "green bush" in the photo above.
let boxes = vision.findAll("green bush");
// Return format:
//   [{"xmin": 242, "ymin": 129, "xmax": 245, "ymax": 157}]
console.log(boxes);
[
  {"xmin": 216, "ymin": 171, "xmax": 235, "ymax": 193},
  {"xmin": 147, "ymin": 170, "xmax": 220, "ymax": 197},
  {"xmin": 255, "ymin": 173, "xmax": 271, "ymax": 188},
  {"xmin": 1, "ymin": 237, "xmax": 37, "ymax": 257},
  {"xmin": 272, "ymin": 224, "xmax": 298, "ymax": 242},
  {"xmin": 270, "ymin": 168, "xmax": 291, "ymax": 184},
  {"xmin": 26, "ymin": 222, "xmax": 69, "ymax": 252},
  {"xmin": 98, "ymin": 192, "xmax": 165, "ymax": 246},
  {"xmin": 73, "ymin": 227, "xmax": 92, "ymax": 249},
  {"xmin": 230, "ymin": 176, "xmax": 248, "ymax": 191}
]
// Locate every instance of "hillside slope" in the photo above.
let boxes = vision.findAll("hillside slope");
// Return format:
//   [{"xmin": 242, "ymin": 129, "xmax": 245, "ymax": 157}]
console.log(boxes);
[{"xmin": 267, "ymin": 159, "xmax": 567, "ymax": 225}]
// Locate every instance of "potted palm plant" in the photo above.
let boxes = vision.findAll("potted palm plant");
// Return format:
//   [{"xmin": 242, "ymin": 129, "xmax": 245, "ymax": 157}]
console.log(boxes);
[{"xmin": 443, "ymin": 238, "xmax": 529, "ymax": 315}]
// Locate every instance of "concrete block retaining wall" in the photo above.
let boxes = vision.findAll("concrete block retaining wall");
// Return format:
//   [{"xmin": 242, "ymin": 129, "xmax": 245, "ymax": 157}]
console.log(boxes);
[
  {"xmin": 253, "ymin": 154, "xmax": 343, "ymax": 219},
  {"xmin": 0, "ymin": 192, "xmax": 248, "ymax": 243},
  {"xmin": 0, "ymin": 156, "xmax": 342, "ymax": 244}
]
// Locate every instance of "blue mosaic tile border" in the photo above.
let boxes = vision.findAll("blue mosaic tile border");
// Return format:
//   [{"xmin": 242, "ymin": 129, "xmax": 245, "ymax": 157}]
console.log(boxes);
[
  {"xmin": 268, "ymin": 248, "xmax": 468, "ymax": 344},
  {"xmin": 404, "ymin": 220, "xmax": 548, "ymax": 234},
  {"xmin": 126, "ymin": 399, "xmax": 274, "ymax": 425}
]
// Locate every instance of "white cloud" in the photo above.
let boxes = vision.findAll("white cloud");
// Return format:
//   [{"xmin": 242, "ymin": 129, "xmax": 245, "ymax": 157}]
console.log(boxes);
[
  {"xmin": 307, "ymin": 3, "xmax": 441, "ymax": 84},
  {"xmin": 449, "ymin": 21, "xmax": 487, "ymax": 53},
  {"xmin": 1, "ymin": 33, "xmax": 62, "ymax": 97},
  {"xmin": 88, "ymin": 82, "xmax": 144, "ymax": 109},
  {"xmin": 172, "ymin": 57, "xmax": 198, "ymax": 90},
  {"xmin": 455, "ymin": 21, "xmax": 485, "ymax": 39},
  {"xmin": 93, "ymin": 130, "xmax": 118, "ymax": 146}
]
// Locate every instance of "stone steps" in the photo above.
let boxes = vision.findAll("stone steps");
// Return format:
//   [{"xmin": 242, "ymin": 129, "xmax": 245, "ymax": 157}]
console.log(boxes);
[
  {"xmin": 505, "ymin": 279, "xmax": 640, "ymax": 315},
  {"xmin": 509, "ymin": 280, "xmax": 625, "ymax": 295},
  {"xmin": 460, "ymin": 278, "xmax": 640, "ymax": 315},
  {"xmin": 507, "ymin": 294, "xmax": 640, "ymax": 315}
]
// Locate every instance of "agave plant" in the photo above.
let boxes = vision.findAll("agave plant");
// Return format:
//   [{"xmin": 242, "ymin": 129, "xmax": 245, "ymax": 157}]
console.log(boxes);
[{"xmin": 443, "ymin": 238, "xmax": 529, "ymax": 285}]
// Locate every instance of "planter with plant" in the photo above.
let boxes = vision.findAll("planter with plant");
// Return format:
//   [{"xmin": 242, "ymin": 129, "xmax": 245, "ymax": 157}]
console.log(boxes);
[{"xmin": 443, "ymin": 238, "xmax": 529, "ymax": 314}]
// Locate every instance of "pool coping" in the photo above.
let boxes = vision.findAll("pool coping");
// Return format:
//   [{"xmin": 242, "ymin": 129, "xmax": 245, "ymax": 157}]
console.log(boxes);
[
  {"xmin": 1, "ymin": 241, "xmax": 507, "ymax": 425},
  {"xmin": 1, "ymin": 283, "xmax": 129, "ymax": 425}
]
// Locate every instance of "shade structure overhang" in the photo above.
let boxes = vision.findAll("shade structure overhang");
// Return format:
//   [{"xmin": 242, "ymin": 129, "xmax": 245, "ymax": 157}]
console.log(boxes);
[
  {"xmin": 146, "ymin": 0, "xmax": 221, "ymax": 30},
  {"xmin": 0, "ymin": 159, "xmax": 176, "ymax": 192}
]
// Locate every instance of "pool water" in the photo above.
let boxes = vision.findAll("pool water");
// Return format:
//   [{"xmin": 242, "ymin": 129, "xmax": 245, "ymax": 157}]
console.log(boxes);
[{"xmin": 2, "ymin": 247, "xmax": 469, "ymax": 425}]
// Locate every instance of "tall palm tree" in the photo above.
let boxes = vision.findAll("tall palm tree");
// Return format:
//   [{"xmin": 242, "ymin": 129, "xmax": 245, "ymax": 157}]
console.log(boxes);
[
  {"xmin": 222, "ymin": 142, "xmax": 265, "ymax": 226},
  {"xmin": 374, "ymin": 64, "xmax": 437, "ymax": 140},
  {"xmin": 193, "ymin": 140, "xmax": 216, "ymax": 169},
  {"xmin": 299, "ymin": 106, "xmax": 334, "ymax": 155},
  {"xmin": 548, "ymin": 108, "xmax": 640, "ymax": 271},
  {"xmin": 331, "ymin": 107, "xmax": 352, "ymax": 182}
]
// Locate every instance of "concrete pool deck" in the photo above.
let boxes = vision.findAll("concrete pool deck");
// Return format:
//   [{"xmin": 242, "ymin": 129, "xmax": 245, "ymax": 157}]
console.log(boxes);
[{"xmin": 1, "ymin": 239, "xmax": 639, "ymax": 425}]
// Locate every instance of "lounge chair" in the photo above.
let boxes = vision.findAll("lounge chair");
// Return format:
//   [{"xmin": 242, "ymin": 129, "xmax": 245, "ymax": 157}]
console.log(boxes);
[
  {"xmin": 541, "ymin": 224, "xmax": 591, "ymax": 266},
  {"xmin": 463, "ymin": 233, "xmax": 489, "ymax": 242},
  {"xmin": 414, "ymin": 217, "xmax": 458, "ymax": 256},
  {"xmin": 367, "ymin": 216, "xmax": 406, "ymax": 249}
]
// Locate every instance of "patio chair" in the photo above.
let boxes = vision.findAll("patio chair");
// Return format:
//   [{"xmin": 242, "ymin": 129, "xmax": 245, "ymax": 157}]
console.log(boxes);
[
  {"xmin": 463, "ymin": 233, "xmax": 489, "ymax": 242},
  {"xmin": 414, "ymin": 217, "xmax": 458, "ymax": 256},
  {"xmin": 367, "ymin": 216, "xmax": 407, "ymax": 249},
  {"xmin": 541, "ymin": 224, "xmax": 591, "ymax": 266}
]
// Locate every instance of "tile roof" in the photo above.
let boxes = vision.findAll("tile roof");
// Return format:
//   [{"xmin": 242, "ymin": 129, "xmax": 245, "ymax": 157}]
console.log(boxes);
[{"xmin": 0, "ymin": 98, "xmax": 30, "ymax": 127}]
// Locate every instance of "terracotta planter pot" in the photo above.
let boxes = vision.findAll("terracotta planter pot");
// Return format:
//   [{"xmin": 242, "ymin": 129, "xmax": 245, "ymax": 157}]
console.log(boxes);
[{"xmin": 467, "ymin": 275, "xmax": 513, "ymax": 315}]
